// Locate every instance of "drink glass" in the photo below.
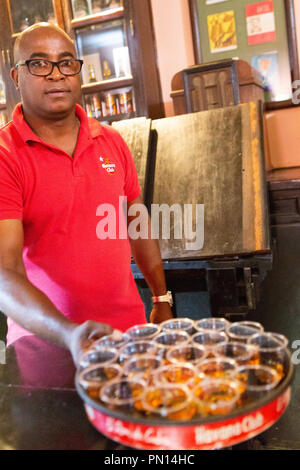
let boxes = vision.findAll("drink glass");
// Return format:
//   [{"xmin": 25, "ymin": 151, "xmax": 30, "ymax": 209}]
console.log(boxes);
[
  {"xmin": 161, "ymin": 318, "xmax": 196, "ymax": 336},
  {"xmin": 119, "ymin": 340, "xmax": 157, "ymax": 364},
  {"xmin": 226, "ymin": 321, "xmax": 264, "ymax": 343},
  {"xmin": 247, "ymin": 333, "xmax": 287, "ymax": 380},
  {"xmin": 154, "ymin": 331, "xmax": 190, "ymax": 360},
  {"xmin": 94, "ymin": 333, "xmax": 130, "ymax": 350},
  {"xmin": 100, "ymin": 378, "xmax": 146, "ymax": 412},
  {"xmin": 213, "ymin": 342, "xmax": 260, "ymax": 366},
  {"xmin": 78, "ymin": 346, "xmax": 119, "ymax": 369},
  {"xmin": 126, "ymin": 323, "xmax": 161, "ymax": 341},
  {"xmin": 141, "ymin": 383, "xmax": 197, "ymax": 420},
  {"xmin": 123, "ymin": 355, "xmax": 162, "ymax": 382},
  {"xmin": 151, "ymin": 363, "xmax": 197, "ymax": 386},
  {"xmin": 166, "ymin": 344, "xmax": 207, "ymax": 366},
  {"xmin": 191, "ymin": 329, "xmax": 227, "ymax": 355},
  {"xmin": 77, "ymin": 363, "xmax": 123, "ymax": 400},
  {"xmin": 271, "ymin": 332, "xmax": 289, "ymax": 348},
  {"xmin": 195, "ymin": 317, "xmax": 230, "ymax": 332},
  {"xmin": 193, "ymin": 378, "xmax": 241, "ymax": 416},
  {"xmin": 197, "ymin": 358, "xmax": 238, "ymax": 379},
  {"xmin": 236, "ymin": 364, "xmax": 280, "ymax": 403}
]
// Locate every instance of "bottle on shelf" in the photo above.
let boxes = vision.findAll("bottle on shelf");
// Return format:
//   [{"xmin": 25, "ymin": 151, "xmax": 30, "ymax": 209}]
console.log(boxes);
[
  {"xmin": 0, "ymin": 78, "xmax": 6, "ymax": 105},
  {"xmin": 103, "ymin": 60, "xmax": 112, "ymax": 80},
  {"xmin": 88, "ymin": 64, "xmax": 97, "ymax": 83}
]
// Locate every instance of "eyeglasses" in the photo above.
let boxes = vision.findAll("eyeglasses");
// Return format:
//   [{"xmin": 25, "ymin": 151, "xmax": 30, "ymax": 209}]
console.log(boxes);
[{"xmin": 15, "ymin": 58, "xmax": 83, "ymax": 77}]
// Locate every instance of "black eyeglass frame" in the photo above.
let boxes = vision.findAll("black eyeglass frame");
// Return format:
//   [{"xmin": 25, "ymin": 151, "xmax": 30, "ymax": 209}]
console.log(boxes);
[{"xmin": 15, "ymin": 59, "xmax": 84, "ymax": 77}]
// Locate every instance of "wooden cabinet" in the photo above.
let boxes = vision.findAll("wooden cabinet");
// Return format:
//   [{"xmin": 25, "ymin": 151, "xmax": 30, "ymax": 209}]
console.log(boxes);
[
  {"xmin": 171, "ymin": 59, "xmax": 265, "ymax": 115},
  {"xmin": 0, "ymin": 1, "xmax": 20, "ymax": 127},
  {"xmin": 0, "ymin": 0, "xmax": 163, "ymax": 124}
]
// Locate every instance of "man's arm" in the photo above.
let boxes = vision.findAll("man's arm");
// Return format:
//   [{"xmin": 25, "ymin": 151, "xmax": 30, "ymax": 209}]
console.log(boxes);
[
  {"xmin": 127, "ymin": 196, "xmax": 174, "ymax": 324},
  {"xmin": 0, "ymin": 219, "xmax": 114, "ymax": 363}
]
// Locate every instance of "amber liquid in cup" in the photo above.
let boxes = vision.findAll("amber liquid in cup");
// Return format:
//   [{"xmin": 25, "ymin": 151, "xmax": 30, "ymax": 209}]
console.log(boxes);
[
  {"xmin": 152, "ymin": 363, "xmax": 197, "ymax": 386},
  {"xmin": 214, "ymin": 342, "xmax": 260, "ymax": 367},
  {"xmin": 193, "ymin": 379, "xmax": 240, "ymax": 416},
  {"xmin": 143, "ymin": 385, "xmax": 196, "ymax": 420},
  {"xmin": 248, "ymin": 333, "xmax": 287, "ymax": 381}
]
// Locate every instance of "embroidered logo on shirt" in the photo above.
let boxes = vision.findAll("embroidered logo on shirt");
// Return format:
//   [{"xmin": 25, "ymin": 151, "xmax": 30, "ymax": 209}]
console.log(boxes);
[{"xmin": 99, "ymin": 156, "xmax": 116, "ymax": 175}]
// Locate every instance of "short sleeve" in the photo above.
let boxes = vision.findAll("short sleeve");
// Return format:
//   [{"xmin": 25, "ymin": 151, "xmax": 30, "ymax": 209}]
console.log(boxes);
[
  {"xmin": 0, "ymin": 151, "xmax": 23, "ymax": 220},
  {"xmin": 120, "ymin": 137, "xmax": 142, "ymax": 202}
]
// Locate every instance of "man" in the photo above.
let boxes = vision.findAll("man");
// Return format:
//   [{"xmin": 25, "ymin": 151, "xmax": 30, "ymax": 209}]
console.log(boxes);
[{"xmin": 0, "ymin": 23, "xmax": 173, "ymax": 364}]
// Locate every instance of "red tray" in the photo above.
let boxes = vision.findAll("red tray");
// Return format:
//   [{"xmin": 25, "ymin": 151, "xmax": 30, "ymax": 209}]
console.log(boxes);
[{"xmin": 75, "ymin": 350, "xmax": 294, "ymax": 450}]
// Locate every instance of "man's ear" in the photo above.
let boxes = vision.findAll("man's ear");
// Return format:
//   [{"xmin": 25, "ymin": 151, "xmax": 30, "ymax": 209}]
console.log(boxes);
[{"xmin": 10, "ymin": 67, "xmax": 19, "ymax": 90}]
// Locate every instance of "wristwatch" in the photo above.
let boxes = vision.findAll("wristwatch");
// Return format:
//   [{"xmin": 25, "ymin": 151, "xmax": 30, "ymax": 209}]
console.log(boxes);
[{"xmin": 152, "ymin": 291, "xmax": 173, "ymax": 307}]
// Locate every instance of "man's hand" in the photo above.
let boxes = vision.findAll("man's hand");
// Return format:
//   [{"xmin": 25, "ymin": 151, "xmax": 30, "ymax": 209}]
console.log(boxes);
[
  {"xmin": 67, "ymin": 320, "xmax": 119, "ymax": 366},
  {"xmin": 150, "ymin": 303, "xmax": 174, "ymax": 324}
]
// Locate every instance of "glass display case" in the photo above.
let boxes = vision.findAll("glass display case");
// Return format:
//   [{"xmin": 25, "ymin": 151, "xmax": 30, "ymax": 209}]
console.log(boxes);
[
  {"xmin": 0, "ymin": 111, "xmax": 7, "ymax": 128},
  {"xmin": 6, "ymin": 0, "xmax": 62, "ymax": 35},
  {"xmin": 0, "ymin": 0, "xmax": 163, "ymax": 123},
  {"xmin": 72, "ymin": 4, "xmax": 138, "ymax": 123},
  {"xmin": 71, "ymin": 0, "xmax": 123, "ymax": 19},
  {"xmin": 0, "ymin": 76, "xmax": 6, "ymax": 106},
  {"xmin": 76, "ymin": 19, "xmax": 131, "ymax": 85},
  {"xmin": 85, "ymin": 86, "xmax": 135, "ymax": 122}
]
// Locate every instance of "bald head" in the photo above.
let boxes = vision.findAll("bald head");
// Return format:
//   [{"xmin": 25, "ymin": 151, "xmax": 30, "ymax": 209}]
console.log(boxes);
[
  {"xmin": 11, "ymin": 22, "xmax": 82, "ymax": 121},
  {"xmin": 13, "ymin": 23, "xmax": 76, "ymax": 65}
]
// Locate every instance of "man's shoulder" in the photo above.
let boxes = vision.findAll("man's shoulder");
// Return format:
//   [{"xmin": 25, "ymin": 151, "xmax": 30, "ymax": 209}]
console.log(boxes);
[
  {"xmin": 87, "ymin": 117, "xmax": 123, "ymax": 143},
  {"xmin": 0, "ymin": 121, "xmax": 20, "ymax": 155}
]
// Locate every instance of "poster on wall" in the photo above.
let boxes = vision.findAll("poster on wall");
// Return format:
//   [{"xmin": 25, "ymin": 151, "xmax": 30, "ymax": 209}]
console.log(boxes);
[
  {"xmin": 251, "ymin": 52, "xmax": 280, "ymax": 100},
  {"xmin": 246, "ymin": 0, "xmax": 276, "ymax": 45},
  {"xmin": 207, "ymin": 10, "xmax": 238, "ymax": 53}
]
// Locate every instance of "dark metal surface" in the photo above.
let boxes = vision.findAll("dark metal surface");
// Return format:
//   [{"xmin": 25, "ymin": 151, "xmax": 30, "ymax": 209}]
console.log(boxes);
[
  {"xmin": 0, "ymin": 336, "xmax": 121, "ymax": 450},
  {"xmin": 151, "ymin": 102, "xmax": 270, "ymax": 260},
  {"xmin": 112, "ymin": 117, "xmax": 152, "ymax": 200}
]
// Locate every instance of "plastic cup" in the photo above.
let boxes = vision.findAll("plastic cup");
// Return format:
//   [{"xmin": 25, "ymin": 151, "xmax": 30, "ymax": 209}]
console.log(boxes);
[
  {"xmin": 78, "ymin": 346, "xmax": 119, "ymax": 369},
  {"xmin": 151, "ymin": 363, "xmax": 197, "ymax": 386},
  {"xmin": 213, "ymin": 342, "xmax": 260, "ymax": 366},
  {"xmin": 142, "ymin": 383, "xmax": 197, "ymax": 420},
  {"xmin": 270, "ymin": 332, "xmax": 289, "ymax": 348},
  {"xmin": 93, "ymin": 333, "xmax": 130, "ymax": 350},
  {"xmin": 154, "ymin": 331, "xmax": 190, "ymax": 359},
  {"xmin": 100, "ymin": 378, "xmax": 146, "ymax": 412},
  {"xmin": 191, "ymin": 329, "xmax": 228, "ymax": 354},
  {"xmin": 77, "ymin": 363, "xmax": 123, "ymax": 400},
  {"xmin": 123, "ymin": 355, "xmax": 162, "ymax": 382},
  {"xmin": 195, "ymin": 317, "xmax": 230, "ymax": 332},
  {"xmin": 197, "ymin": 358, "xmax": 238, "ymax": 379},
  {"xmin": 193, "ymin": 378, "xmax": 241, "ymax": 416},
  {"xmin": 236, "ymin": 364, "xmax": 280, "ymax": 402},
  {"xmin": 119, "ymin": 340, "xmax": 157, "ymax": 364},
  {"xmin": 166, "ymin": 344, "xmax": 207, "ymax": 366},
  {"xmin": 226, "ymin": 321, "xmax": 264, "ymax": 343},
  {"xmin": 161, "ymin": 318, "xmax": 196, "ymax": 335},
  {"xmin": 126, "ymin": 323, "xmax": 161, "ymax": 341},
  {"xmin": 247, "ymin": 333, "xmax": 287, "ymax": 380}
]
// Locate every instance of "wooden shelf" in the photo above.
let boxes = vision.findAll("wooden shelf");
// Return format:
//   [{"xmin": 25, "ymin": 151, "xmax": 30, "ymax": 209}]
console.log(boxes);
[
  {"xmin": 264, "ymin": 99, "xmax": 300, "ymax": 111},
  {"xmin": 81, "ymin": 77, "xmax": 133, "ymax": 94},
  {"xmin": 70, "ymin": 7, "xmax": 124, "ymax": 29},
  {"xmin": 0, "ymin": 104, "xmax": 7, "ymax": 111},
  {"xmin": 95, "ymin": 111, "xmax": 136, "ymax": 124}
]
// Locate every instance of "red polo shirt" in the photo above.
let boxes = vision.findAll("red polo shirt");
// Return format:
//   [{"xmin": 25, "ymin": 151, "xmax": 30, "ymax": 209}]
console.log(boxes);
[{"xmin": 0, "ymin": 104, "xmax": 146, "ymax": 344}]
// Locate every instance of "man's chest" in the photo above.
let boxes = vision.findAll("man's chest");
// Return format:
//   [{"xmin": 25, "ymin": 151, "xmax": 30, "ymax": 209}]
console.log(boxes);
[{"xmin": 21, "ymin": 144, "xmax": 126, "ymax": 225}]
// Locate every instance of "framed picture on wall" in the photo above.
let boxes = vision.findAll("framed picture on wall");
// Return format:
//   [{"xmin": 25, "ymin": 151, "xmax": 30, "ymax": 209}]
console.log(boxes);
[{"xmin": 188, "ymin": 0, "xmax": 299, "ymax": 105}]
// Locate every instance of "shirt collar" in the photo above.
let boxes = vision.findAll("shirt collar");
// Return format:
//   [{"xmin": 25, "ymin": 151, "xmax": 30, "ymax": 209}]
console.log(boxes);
[{"xmin": 12, "ymin": 103, "xmax": 103, "ymax": 145}]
